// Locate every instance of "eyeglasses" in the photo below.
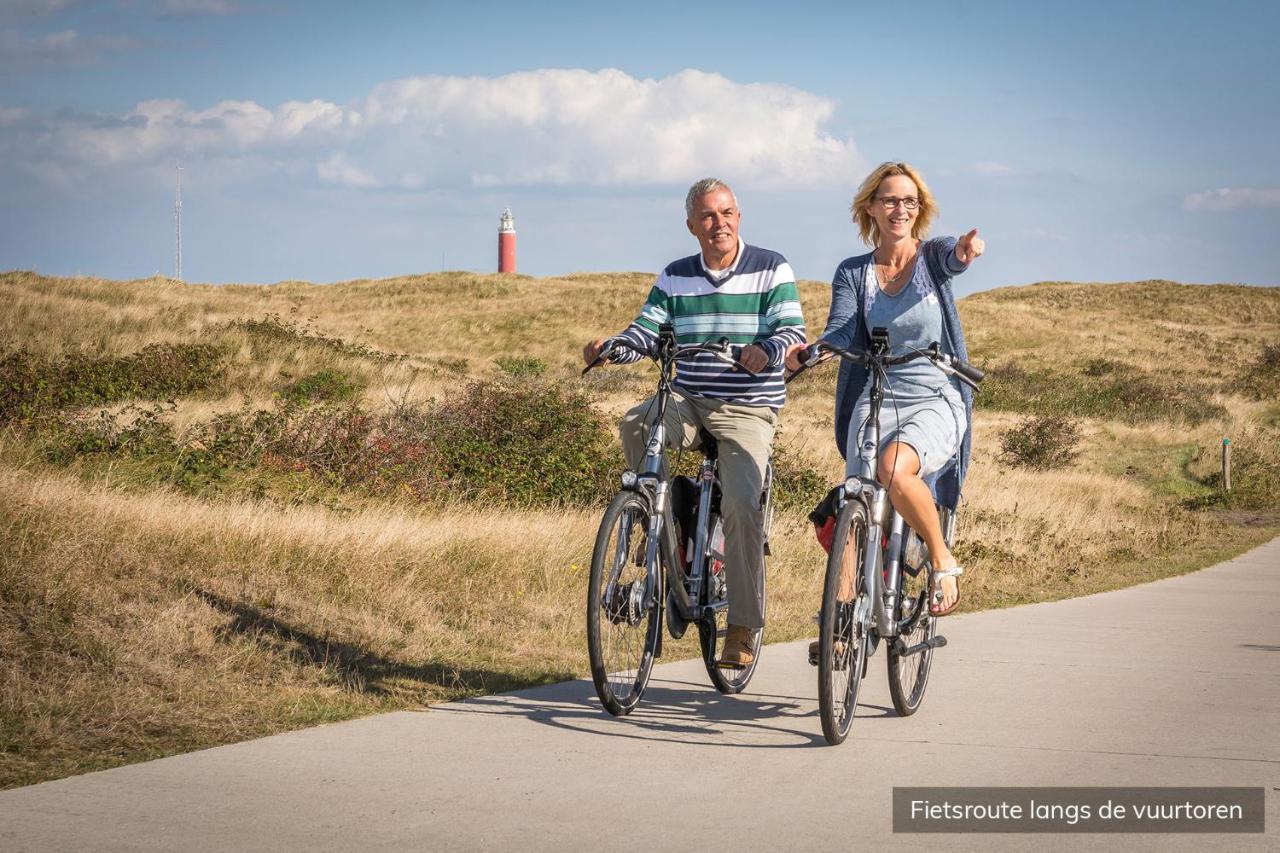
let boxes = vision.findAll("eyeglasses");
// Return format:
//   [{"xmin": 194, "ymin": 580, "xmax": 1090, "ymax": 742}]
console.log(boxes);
[{"xmin": 876, "ymin": 196, "xmax": 920, "ymax": 210}]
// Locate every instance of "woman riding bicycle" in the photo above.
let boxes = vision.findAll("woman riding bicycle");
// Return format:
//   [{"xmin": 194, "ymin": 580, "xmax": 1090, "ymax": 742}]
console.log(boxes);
[{"xmin": 787, "ymin": 161, "xmax": 984, "ymax": 616}]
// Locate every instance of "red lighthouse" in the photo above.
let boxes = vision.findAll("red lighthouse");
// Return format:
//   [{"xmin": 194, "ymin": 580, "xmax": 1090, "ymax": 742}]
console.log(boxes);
[{"xmin": 498, "ymin": 209, "xmax": 516, "ymax": 273}]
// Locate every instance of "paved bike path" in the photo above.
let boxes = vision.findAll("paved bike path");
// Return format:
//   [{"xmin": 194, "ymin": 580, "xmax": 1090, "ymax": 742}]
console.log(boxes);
[{"xmin": 2, "ymin": 538, "xmax": 1277, "ymax": 852}]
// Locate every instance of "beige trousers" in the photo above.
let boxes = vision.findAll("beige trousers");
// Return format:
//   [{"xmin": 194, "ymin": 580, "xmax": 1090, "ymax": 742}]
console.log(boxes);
[{"xmin": 620, "ymin": 390, "xmax": 777, "ymax": 629}]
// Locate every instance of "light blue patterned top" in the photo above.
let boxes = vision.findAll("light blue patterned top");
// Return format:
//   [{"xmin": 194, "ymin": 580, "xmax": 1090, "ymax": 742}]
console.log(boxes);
[
  {"xmin": 819, "ymin": 236, "xmax": 974, "ymax": 509},
  {"xmin": 864, "ymin": 259, "xmax": 958, "ymax": 404}
]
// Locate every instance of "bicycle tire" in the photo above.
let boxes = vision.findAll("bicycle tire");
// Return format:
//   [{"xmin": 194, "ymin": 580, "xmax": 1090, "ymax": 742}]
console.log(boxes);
[
  {"xmin": 699, "ymin": 516, "xmax": 764, "ymax": 694},
  {"xmin": 886, "ymin": 528, "xmax": 936, "ymax": 716},
  {"xmin": 818, "ymin": 498, "xmax": 871, "ymax": 746},
  {"xmin": 587, "ymin": 491, "xmax": 662, "ymax": 716}
]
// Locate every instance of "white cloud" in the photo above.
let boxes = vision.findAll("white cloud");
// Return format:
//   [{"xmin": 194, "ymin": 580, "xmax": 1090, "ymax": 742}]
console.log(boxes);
[
  {"xmin": 1018, "ymin": 226, "xmax": 1067, "ymax": 242},
  {"xmin": 317, "ymin": 153, "xmax": 380, "ymax": 189},
  {"xmin": 0, "ymin": 1, "xmax": 92, "ymax": 20},
  {"xmin": 0, "ymin": 106, "xmax": 33, "ymax": 126},
  {"xmin": 971, "ymin": 161, "xmax": 1016, "ymax": 177},
  {"xmin": 1, "ymin": 1, "xmax": 239, "ymax": 20},
  {"xmin": 1183, "ymin": 188, "xmax": 1280, "ymax": 212},
  {"xmin": 156, "ymin": 0, "xmax": 238, "ymax": 17},
  {"xmin": 1, "ymin": 68, "xmax": 859, "ymax": 191},
  {"xmin": 0, "ymin": 27, "xmax": 141, "ymax": 67}
]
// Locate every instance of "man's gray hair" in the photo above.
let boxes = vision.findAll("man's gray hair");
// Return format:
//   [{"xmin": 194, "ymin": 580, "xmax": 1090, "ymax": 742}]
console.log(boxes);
[{"xmin": 685, "ymin": 177, "xmax": 736, "ymax": 218}]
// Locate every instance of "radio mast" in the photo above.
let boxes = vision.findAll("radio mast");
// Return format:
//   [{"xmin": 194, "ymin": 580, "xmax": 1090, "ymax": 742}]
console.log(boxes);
[{"xmin": 174, "ymin": 164, "xmax": 183, "ymax": 281}]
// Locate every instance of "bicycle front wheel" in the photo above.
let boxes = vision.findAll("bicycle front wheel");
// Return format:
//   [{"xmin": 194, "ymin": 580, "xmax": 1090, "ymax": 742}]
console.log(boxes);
[
  {"xmin": 818, "ymin": 498, "xmax": 871, "ymax": 746},
  {"xmin": 587, "ymin": 491, "xmax": 662, "ymax": 716}
]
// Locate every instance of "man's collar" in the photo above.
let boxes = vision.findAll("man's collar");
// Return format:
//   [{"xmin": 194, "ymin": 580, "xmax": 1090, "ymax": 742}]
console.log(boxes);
[{"xmin": 699, "ymin": 236, "xmax": 745, "ymax": 280}]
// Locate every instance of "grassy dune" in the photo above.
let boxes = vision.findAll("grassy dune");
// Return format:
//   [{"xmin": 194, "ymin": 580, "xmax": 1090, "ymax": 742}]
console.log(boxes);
[{"xmin": 1, "ymin": 269, "xmax": 1277, "ymax": 788}]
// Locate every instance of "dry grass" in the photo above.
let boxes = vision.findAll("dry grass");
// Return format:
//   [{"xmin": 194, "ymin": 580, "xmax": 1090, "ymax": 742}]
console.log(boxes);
[
  {"xmin": 0, "ymin": 461, "xmax": 828, "ymax": 788},
  {"xmin": 1, "ymin": 269, "xmax": 1277, "ymax": 788}
]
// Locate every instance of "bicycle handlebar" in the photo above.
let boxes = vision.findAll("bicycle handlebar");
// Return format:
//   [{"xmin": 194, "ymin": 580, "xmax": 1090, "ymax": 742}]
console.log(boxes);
[
  {"xmin": 583, "ymin": 336, "xmax": 761, "ymax": 377},
  {"xmin": 789, "ymin": 340, "xmax": 985, "ymax": 391}
]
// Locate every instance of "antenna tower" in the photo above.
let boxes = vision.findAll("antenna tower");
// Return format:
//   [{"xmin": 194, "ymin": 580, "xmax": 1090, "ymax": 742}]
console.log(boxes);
[{"xmin": 174, "ymin": 164, "xmax": 183, "ymax": 281}]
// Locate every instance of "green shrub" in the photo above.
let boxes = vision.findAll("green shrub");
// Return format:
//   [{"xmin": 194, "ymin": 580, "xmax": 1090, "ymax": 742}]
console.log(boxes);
[
  {"xmin": 41, "ymin": 404, "xmax": 177, "ymax": 465},
  {"xmin": 494, "ymin": 355, "xmax": 547, "ymax": 379},
  {"xmin": 770, "ymin": 447, "xmax": 828, "ymax": 513},
  {"xmin": 999, "ymin": 414, "xmax": 1082, "ymax": 470},
  {"xmin": 1237, "ymin": 344, "xmax": 1280, "ymax": 401},
  {"xmin": 0, "ymin": 344, "xmax": 224, "ymax": 422},
  {"xmin": 979, "ymin": 359, "xmax": 1225, "ymax": 425},
  {"xmin": 421, "ymin": 378, "xmax": 619, "ymax": 505},
  {"xmin": 1187, "ymin": 428, "xmax": 1280, "ymax": 511},
  {"xmin": 21, "ymin": 368, "xmax": 829, "ymax": 513},
  {"xmin": 1080, "ymin": 357, "xmax": 1120, "ymax": 377},
  {"xmin": 280, "ymin": 370, "xmax": 358, "ymax": 404},
  {"xmin": 227, "ymin": 313, "xmax": 404, "ymax": 363},
  {"xmin": 172, "ymin": 380, "xmax": 619, "ymax": 506}
]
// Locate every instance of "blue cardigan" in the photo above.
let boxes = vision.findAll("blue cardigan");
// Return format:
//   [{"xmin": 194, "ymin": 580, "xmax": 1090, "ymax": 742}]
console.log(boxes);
[{"xmin": 820, "ymin": 236, "xmax": 973, "ymax": 510}]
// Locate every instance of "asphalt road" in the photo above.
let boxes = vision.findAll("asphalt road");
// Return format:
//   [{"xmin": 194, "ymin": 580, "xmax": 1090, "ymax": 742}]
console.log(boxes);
[{"xmin": 2, "ymin": 538, "xmax": 1277, "ymax": 852}]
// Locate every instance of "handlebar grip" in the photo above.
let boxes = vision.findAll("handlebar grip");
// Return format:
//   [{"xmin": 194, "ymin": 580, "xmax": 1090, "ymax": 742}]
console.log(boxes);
[
  {"xmin": 795, "ymin": 343, "xmax": 822, "ymax": 366},
  {"xmin": 952, "ymin": 358, "xmax": 985, "ymax": 384}
]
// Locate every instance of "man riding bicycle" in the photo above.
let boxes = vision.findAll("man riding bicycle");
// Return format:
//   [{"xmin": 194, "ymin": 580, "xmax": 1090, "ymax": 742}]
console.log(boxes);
[{"xmin": 583, "ymin": 177, "xmax": 806, "ymax": 667}]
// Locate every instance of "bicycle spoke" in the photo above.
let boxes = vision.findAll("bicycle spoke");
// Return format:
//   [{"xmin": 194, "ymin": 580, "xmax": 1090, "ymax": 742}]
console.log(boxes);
[{"xmin": 888, "ymin": 533, "xmax": 937, "ymax": 716}]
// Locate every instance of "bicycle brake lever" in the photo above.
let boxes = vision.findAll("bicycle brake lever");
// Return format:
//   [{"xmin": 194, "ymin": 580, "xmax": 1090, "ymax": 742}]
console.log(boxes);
[{"xmin": 934, "ymin": 358, "xmax": 981, "ymax": 392}]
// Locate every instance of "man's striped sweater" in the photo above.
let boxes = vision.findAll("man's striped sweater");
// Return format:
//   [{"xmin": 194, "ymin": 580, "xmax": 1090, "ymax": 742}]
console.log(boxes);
[{"xmin": 612, "ymin": 241, "xmax": 806, "ymax": 409}]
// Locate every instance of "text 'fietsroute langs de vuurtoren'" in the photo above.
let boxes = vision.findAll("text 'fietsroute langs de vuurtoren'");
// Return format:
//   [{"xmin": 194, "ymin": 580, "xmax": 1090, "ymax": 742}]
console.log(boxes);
[{"xmin": 892, "ymin": 787, "xmax": 1266, "ymax": 833}]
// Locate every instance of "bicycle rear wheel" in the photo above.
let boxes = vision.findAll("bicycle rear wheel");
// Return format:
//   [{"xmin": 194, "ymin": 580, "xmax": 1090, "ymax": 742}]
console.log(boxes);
[
  {"xmin": 887, "ymin": 530, "xmax": 936, "ymax": 716},
  {"xmin": 818, "ymin": 498, "xmax": 870, "ymax": 746},
  {"xmin": 587, "ymin": 491, "xmax": 661, "ymax": 716}
]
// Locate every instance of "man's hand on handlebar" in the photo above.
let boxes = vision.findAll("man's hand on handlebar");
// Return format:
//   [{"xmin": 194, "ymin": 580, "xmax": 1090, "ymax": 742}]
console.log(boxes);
[
  {"xmin": 737, "ymin": 343, "xmax": 768, "ymax": 374},
  {"xmin": 583, "ymin": 337, "xmax": 609, "ymax": 367}
]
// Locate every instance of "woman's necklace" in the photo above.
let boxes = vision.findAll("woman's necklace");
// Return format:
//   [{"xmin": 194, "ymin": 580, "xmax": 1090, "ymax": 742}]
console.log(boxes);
[{"xmin": 876, "ymin": 252, "xmax": 915, "ymax": 293}]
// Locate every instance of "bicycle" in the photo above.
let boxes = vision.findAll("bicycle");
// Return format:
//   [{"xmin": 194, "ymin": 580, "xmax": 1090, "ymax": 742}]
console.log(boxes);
[
  {"xmin": 791, "ymin": 328, "xmax": 984, "ymax": 745},
  {"xmin": 583, "ymin": 324, "xmax": 774, "ymax": 716}
]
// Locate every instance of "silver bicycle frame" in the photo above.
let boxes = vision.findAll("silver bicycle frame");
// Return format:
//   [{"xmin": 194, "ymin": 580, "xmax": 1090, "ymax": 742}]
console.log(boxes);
[
  {"xmin": 843, "ymin": 381, "xmax": 960, "ymax": 641},
  {"xmin": 843, "ymin": 403, "xmax": 904, "ymax": 639}
]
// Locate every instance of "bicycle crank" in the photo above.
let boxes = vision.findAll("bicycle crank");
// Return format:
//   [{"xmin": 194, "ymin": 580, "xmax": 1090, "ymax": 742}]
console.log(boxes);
[{"xmin": 891, "ymin": 635, "xmax": 948, "ymax": 657}]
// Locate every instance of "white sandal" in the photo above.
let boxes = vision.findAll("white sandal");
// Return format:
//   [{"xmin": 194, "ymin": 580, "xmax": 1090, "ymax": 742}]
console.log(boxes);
[{"xmin": 928, "ymin": 565, "xmax": 964, "ymax": 617}]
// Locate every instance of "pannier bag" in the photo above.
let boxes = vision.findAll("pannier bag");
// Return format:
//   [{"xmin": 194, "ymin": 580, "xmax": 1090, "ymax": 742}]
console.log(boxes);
[{"xmin": 808, "ymin": 485, "xmax": 843, "ymax": 554}]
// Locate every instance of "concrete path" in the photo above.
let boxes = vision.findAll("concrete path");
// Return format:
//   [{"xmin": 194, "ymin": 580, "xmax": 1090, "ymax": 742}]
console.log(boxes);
[{"xmin": 2, "ymin": 539, "xmax": 1277, "ymax": 852}]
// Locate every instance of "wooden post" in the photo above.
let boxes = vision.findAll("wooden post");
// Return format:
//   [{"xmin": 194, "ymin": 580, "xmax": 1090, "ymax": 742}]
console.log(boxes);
[{"xmin": 1222, "ymin": 437, "xmax": 1232, "ymax": 492}]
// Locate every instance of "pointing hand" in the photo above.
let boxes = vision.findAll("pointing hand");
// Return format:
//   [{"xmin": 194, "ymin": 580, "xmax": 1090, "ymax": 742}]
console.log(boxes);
[{"xmin": 955, "ymin": 228, "xmax": 985, "ymax": 265}]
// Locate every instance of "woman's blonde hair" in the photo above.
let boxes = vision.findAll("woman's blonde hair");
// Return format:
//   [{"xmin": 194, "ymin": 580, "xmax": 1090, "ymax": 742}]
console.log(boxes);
[{"xmin": 851, "ymin": 161, "xmax": 938, "ymax": 246}]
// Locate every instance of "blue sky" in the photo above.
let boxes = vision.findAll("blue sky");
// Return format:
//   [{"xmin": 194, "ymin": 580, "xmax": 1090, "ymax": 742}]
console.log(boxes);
[{"xmin": 2, "ymin": 0, "xmax": 1278, "ymax": 294}]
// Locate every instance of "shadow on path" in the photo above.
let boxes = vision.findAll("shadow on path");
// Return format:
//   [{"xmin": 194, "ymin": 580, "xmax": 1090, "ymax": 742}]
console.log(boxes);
[
  {"xmin": 191, "ymin": 587, "xmax": 574, "ymax": 698},
  {"xmin": 435, "ymin": 672, "xmax": 897, "ymax": 749}
]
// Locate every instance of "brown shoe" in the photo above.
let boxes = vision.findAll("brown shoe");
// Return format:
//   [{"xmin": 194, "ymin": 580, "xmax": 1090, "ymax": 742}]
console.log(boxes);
[
  {"xmin": 718, "ymin": 624, "xmax": 756, "ymax": 668},
  {"xmin": 807, "ymin": 639, "xmax": 848, "ymax": 669}
]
